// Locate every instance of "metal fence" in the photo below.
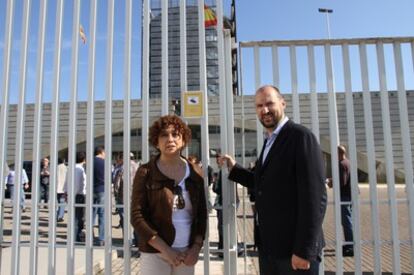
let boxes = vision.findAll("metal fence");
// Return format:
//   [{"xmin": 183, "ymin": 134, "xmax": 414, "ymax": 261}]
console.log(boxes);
[
  {"xmin": 239, "ymin": 37, "xmax": 414, "ymax": 274},
  {"xmin": 2, "ymin": 0, "xmax": 414, "ymax": 274}
]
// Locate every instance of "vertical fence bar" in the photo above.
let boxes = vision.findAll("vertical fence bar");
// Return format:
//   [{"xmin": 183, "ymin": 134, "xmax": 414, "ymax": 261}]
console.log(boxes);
[
  {"xmin": 104, "ymin": 1, "xmax": 115, "ymax": 274},
  {"xmin": 123, "ymin": 0, "xmax": 132, "ymax": 273},
  {"xmin": 310, "ymin": 44, "xmax": 323, "ymax": 275},
  {"xmin": 376, "ymin": 42, "xmax": 401, "ymax": 274},
  {"xmin": 161, "ymin": 0, "xmax": 169, "ymax": 115},
  {"xmin": 85, "ymin": 0, "xmax": 98, "ymax": 273},
  {"xmin": 289, "ymin": 45, "xmax": 300, "ymax": 123},
  {"xmin": 0, "ymin": 0, "xmax": 14, "ymax": 271},
  {"xmin": 239, "ymin": 45, "xmax": 248, "ymax": 275},
  {"xmin": 216, "ymin": 1, "xmax": 230, "ymax": 274},
  {"xmin": 29, "ymin": 1, "xmax": 48, "ymax": 274},
  {"xmin": 342, "ymin": 43, "xmax": 362, "ymax": 274},
  {"xmin": 271, "ymin": 45, "xmax": 279, "ymax": 88},
  {"xmin": 395, "ymin": 41, "xmax": 414, "ymax": 273},
  {"xmin": 324, "ymin": 43, "xmax": 343, "ymax": 274},
  {"xmin": 85, "ymin": 2, "xmax": 97, "ymax": 272},
  {"xmin": 179, "ymin": 0, "xmax": 188, "ymax": 158},
  {"xmin": 48, "ymin": 0, "xmax": 61, "ymax": 269},
  {"xmin": 359, "ymin": 42, "xmax": 382, "ymax": 273},
  {"xmin": 67, "ymin": 0, "xmax": 81, "ymax": 274},
  {"xmin": 254, "ymin": 45, "xmax": 263, "ymax": 157},
  {"xmin": 197, "ymin": 1, "xmax": 211, "ymax": 274},
  {"xmin": 142, "ymin": 0, "xmax": 150, "ymax": 163},
  {"xmin": 11, "ymin": 1, "xmax": 31, "ymax": 274},
  {"xmin": 307, "ymin": 45, "xmax": 320, "ymax": 141},
  {"xmin": 224, "ymin": 29, "xmax": 237, "ymax": 274}
]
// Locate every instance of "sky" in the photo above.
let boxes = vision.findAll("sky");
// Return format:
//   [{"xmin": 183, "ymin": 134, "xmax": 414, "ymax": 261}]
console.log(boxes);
[{"xmin": 1, "ymin": 0, "xmax": 414, "ymax": 104}]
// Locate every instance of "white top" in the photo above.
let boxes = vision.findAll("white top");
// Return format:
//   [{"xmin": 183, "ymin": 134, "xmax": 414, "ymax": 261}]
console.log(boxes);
[
  {"xmin": 5, "ymin": 169, "xmax": 29, "ymax": 185},
  {"xmin": 64, "ymin": 163, "xmax": 86, "ymax": 195},
  {"xmin": 57, "ymin": 163, "xmax": 67, "ymax": 194},
  {"xmin": 171, "ymin": 162, "xmax": 193, "ymax": 248}
]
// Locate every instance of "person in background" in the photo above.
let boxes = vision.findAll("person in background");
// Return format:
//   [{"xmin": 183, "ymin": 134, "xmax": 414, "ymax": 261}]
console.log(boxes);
[
  {"xmin": 93, "ymin": 146, "xmax": 105, "ymax": 246},
  {"xmin": 326, "ymin": 145, "xmax": 354, "ymax": 257},
  {"xmin": 6, "ymin": 164, "xmax": 29, "ymax": 212},
  {"xmin": 40, "ymin": 157, "xmax": 50, "ymax": 208},
  {"xmin": 113, "ymin": 152, "xmax": 139, "ymax": 231},
  {"xmin": 112, "ymin": 155, "xmax": 123, "ymax": 218},
  {"xmin": 64, "ymin": 152, "xmax": 87, "ymax": 242},
  {"xmin": 131, "ymin": 115, "xmax": 207, "ymax": 275},
  {"xmin": 56, "ymin": 158, "xmax": 67, "ymax": 222}
]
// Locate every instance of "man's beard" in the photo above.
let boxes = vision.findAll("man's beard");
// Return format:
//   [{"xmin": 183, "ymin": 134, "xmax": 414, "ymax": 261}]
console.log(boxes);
[{"xmin": 259, "ymin": 113, "xmax": 278, "ymax": 129}]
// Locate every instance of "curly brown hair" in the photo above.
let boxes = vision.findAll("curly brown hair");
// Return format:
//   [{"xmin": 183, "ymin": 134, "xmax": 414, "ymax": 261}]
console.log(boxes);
[{"xmin": 149, "ymin": 115, "xmax": 192, "ymax": 150}]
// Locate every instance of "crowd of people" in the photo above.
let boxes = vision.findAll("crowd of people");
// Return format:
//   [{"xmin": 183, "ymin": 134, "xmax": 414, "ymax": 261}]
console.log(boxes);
[{"xmin": 3, "ymin": 84, "xmax": 357, "ymax": 275}]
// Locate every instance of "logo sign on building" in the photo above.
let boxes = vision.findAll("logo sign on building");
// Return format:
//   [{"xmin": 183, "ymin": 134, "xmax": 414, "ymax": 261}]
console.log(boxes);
[{"xmin": 183, "ymin": 91, "xmax": 203, "ymax": 118}]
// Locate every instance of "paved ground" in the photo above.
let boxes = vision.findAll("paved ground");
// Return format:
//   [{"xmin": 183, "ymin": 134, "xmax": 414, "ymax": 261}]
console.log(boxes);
[{"xmin": 1, "ymin": 184, "xmax": 413, "ymax": 274}]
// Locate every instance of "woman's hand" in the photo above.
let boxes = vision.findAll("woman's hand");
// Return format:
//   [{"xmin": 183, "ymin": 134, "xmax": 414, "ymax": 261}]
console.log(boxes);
[
  {"xmin": 182, "ymin": 243, "xmax": 202, "ymax": 266},
  {"xmin": 162, "ymin": 247, "xmax": 186, "ymax": 266}
]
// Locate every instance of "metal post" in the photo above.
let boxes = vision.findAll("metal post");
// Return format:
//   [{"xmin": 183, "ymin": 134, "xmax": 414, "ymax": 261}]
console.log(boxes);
[
  {"xmin": 161, "ymin": 0, "xmax": 169, "ymax": 115},
  {"xmin": 359, "ymin": 43, "xmax": 382, "ymax": 274},
  {"xmin": 271, "ymin": 45, "xmax": 279, "ymax": 88},
  {"xmin": 142, "ymin": 0, "xmax": 150, "ymax": 163},
  {"xmin": 253, "ymin": 46, "xmax": 263, "ymax": 157},
  {"xmin": 179, "ymin": 0, "xmax": 188, "ymax": 157},
  {"xmin": 395, "ymin": 41, "xmax": 414, "ymax": 273},
  {"xmin": 289, "ymin": 45, "xmax": 300, "ymax": 123},
  {"xmin": 104, "ymin": 1, "xmax": 115, "ymax": 274},
  {"xmin": 11, "ymin": 1, "xmax": 31, "ymax": 274},
  {"xmin": 224, "ymin": 29, "xmax": 237, "ymax": 273},
  {"xmin": 29, "ymin": 1, "xmax": 48, "ymax": 274},
  {"xmin": 324, "ymin": 43, "xmax": 342, "ymax": 274},
  {"xmin": 123, "ymin": 0, "xmax": 133, "ymax": 273},
  {"xmin": 67, "ymin": 0, "xmax": 81, "ymax": 274},
  {"xmin": 0, "ymin": 0, "xmax": 15, "ymax": 271},
  {"xmin": 307, "ymin": 45, "xmax": 320, "ymax": 141},
  {"xmin": 85, "ymin": 0, "xmax": 98, "ymax": 273},
  {"xmin": 341, "ymin": 43, "xmax": 362, "ymax": 274},
  {"xmin": 198, "ymin": 1, "xmax": 211, "ymax": 274}
]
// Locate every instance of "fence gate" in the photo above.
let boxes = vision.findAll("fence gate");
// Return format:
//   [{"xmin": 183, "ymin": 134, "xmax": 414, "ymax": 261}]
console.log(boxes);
[
  {"xmin": 2, "ymin": 0, "xmax": 414, "ymax": 274},
  {"xmin": 0, "ymin": 0, "xmax": 241, "ymax": 274},
  {"xmin": 238, "ymin": 37, "xmax": 414, "ymax": 274}
]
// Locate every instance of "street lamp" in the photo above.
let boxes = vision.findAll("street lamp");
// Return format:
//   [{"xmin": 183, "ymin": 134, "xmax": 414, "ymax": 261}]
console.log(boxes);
[{"xmin": 318, "ymin": 8, "xmax": 333, "ymax": 39}]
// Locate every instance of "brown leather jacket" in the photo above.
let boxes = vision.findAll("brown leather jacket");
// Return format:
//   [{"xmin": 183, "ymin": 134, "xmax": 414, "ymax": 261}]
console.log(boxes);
[{"xmin": 131, "ymin": 155, "xmax": 207, "ymax": 253}]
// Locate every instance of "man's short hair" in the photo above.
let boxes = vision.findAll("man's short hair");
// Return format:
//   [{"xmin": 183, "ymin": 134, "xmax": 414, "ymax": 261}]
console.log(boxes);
[
  {"xmin": 94, "ymin": 146, "xmax": 105, "ymax": 156},
  {"xmin": 338, "ymin": 145, "xmax": 347, "ymax": 155},
  {"xmin": 256, "ymin": 85, "xmax": 283, "ymax": 99},
  {"xmin": 76, "ymin": 152, "xmax": 86, "ymax": 163}
]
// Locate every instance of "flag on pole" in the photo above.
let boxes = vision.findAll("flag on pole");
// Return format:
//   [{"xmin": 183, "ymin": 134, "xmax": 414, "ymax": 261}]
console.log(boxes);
[
  {"xmin": 204, "ymin": 4, "xmax": 217, "ymax": 27},
  {"xmin": 79, "ymin": 25, "xmax": 87, "ymax": 44}
]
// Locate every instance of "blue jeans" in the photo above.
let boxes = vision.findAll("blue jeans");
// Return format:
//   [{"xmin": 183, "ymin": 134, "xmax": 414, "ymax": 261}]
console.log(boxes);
[
  {"xmin": 258, "ymin": 250, "xmax": 320, "ymax": 275},
  {"xmin": 93, "ymin": 192, "xmax": 105, "ymax": 242},
  {"xmin": 341, "ymin": 198, "xmax": 353, "ymax": 248},
  {"xmin": 7, "ymin": 184, "xmax": 25, "ymax": 209},
  {"xmin": 56, "ymin": 193, "xmax": 66, "ymax": 219}
]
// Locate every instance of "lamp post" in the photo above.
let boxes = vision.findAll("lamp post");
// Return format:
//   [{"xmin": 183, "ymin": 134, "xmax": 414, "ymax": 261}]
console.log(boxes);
[{"xmin": 318, "ymin": 8, "xmax": 333, "ymax": 39}]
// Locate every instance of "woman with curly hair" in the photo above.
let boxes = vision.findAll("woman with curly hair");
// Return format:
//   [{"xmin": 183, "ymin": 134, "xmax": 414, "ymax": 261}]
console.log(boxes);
[{"xmin": 131, "ymin": 115, "xmax": 207, "ymax": 275}]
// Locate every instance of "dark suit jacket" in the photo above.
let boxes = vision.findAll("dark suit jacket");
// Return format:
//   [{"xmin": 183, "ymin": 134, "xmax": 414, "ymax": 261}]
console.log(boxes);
[{"xmin": 228, "ymin": 120, "xmax": 327, "ymax": 261}]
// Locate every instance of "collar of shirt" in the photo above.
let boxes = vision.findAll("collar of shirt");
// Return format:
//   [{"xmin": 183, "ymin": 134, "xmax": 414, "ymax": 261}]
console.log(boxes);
[
  {"xmin": 264, "ymin": 116, "xmax": 289, "ymax": 144},
  {"xmin": 262, "ymin": 116, "xmax": 289, "ymax": 163}
]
